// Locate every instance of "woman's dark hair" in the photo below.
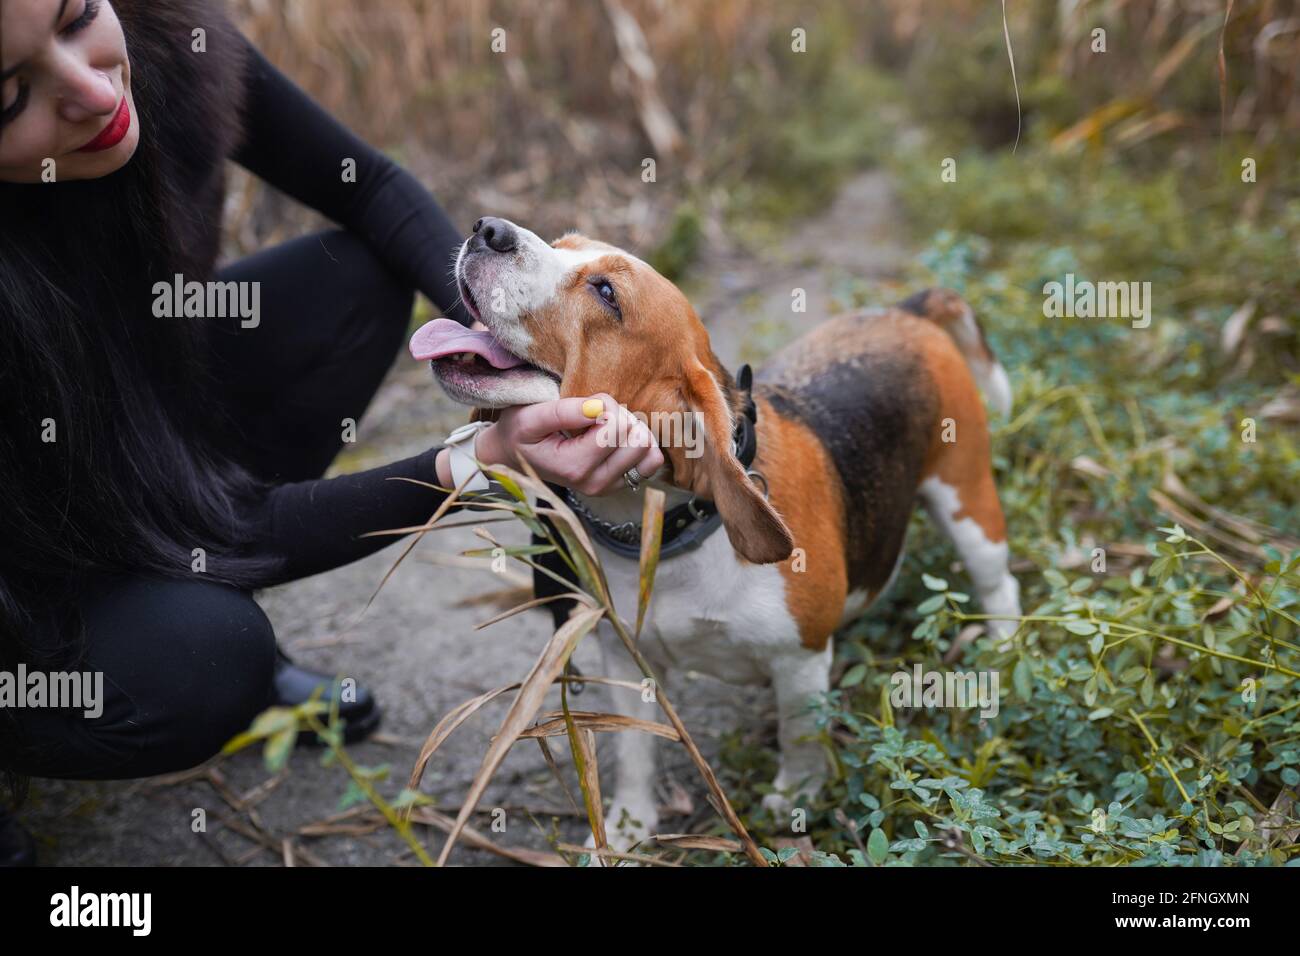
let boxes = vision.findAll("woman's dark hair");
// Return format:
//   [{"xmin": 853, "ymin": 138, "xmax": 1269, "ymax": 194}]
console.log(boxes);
[{"xmin": 0, "ymin": 0, "xmax": 279, "ymax": 784}]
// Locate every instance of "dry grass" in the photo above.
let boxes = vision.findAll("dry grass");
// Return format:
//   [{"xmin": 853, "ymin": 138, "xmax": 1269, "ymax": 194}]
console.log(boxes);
[
  {"xmin": 354, "ymin": 465, "xmax": 768, "ymax": 866},
  {"xmin": 224, "ymin": 0, "xmax": 1298, "ymax": 264},
  {"xmin": 224, "ymin": 0, "xmax": 838, "ymax": 257}
]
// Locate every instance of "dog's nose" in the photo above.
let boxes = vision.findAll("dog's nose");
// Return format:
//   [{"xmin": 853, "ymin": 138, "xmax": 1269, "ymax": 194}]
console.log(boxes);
[{"xmin": 471, "ymin": 217, "xmax": 518, "ymax": 254}]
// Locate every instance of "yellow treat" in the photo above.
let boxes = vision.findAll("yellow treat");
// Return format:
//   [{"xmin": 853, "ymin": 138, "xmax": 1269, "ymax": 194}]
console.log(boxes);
[{"xmin": 582, "ymin": 398, "xmax": 604, "ymax": 419}]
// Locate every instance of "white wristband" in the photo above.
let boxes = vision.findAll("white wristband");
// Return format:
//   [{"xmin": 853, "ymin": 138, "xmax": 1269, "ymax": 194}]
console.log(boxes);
[{"xmin": 443, "ymin": 421, "xmax": 492, "ymax": 493}]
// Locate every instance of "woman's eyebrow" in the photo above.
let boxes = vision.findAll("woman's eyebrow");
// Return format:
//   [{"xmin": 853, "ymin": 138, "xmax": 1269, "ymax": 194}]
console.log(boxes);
[{"xmin": 1, "ymin": 0, "xmax": 71, "ymax": 80}]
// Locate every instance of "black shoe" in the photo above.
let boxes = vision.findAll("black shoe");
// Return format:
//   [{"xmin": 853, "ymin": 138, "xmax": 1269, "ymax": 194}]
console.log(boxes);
[
  {"xmin": 0, "ymin": 809, "xmax": 36, "ymax": 867},
  {"xmin": 271, "ymin": 649, "xmax": 382, "ymax": 747}
]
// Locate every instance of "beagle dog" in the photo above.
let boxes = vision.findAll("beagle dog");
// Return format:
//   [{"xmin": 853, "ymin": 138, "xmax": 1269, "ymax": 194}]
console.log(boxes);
[{"xmin": 410, "ymin": 217, "xmax": 1021, "ymax": 851}]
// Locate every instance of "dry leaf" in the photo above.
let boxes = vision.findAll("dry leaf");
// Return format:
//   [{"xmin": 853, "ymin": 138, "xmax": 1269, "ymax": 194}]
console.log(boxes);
[
  {"xmin": 435, "ymin": 604, "xmax": 606, "ymax": 865},
  {"xmin": 653, "ymin": 833, "xmax": 742, "ymax": 853}
]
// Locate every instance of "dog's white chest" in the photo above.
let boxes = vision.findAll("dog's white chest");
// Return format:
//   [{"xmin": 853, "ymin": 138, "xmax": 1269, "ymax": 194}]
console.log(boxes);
[{"xmin": 596, "ymin": 527, "xmax": 802, "ymax": 686}]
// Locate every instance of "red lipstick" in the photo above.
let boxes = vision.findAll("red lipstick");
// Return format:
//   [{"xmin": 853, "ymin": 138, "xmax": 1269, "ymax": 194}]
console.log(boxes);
[{"xmin": 77, "ymin": 97, "xmax": 131, "ymax": 153}]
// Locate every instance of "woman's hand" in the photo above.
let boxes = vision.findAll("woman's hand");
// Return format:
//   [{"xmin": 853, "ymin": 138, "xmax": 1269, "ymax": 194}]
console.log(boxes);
[{"xmin": 435, "ymin": 395, "xmax": 665, "ymax": 496}]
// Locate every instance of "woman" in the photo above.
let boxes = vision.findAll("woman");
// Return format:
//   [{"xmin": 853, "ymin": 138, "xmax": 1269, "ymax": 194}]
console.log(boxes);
[{"xmin": 0, "ymin": 0, "xmax": 662, "ymax": 864}]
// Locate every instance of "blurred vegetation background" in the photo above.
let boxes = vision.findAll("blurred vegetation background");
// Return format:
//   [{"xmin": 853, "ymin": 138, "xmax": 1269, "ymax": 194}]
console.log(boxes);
[
  {"xmin": 225, "ymin": 0, "xmax": 1300, "ymax": 865},
  {"xmin": 227, "ymin": 0, "xmax": 1298, "ymax": 264}
]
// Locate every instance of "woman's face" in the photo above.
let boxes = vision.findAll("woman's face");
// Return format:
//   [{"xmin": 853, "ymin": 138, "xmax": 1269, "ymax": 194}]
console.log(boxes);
[{"xmin": 0, "ymin": 0, "xmax": 138, "ymax": 183}]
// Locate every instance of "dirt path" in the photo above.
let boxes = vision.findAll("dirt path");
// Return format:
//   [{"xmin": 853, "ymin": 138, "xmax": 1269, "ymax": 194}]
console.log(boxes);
[{"xmin": 20, "ymin": 171, "xmax": 908, "ymax": 867}]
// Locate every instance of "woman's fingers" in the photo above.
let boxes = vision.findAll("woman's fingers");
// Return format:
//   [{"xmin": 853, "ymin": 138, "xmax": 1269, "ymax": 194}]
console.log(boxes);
[
  {"xmin": 584, "ymin": 436, "xmax": 654, "ymax": 496},
  {"xmin": 504, "ymin": 394, "xmax": 663, "ymax": 494},
  {"xmin": 634, "ymin": 444, "xmax": 666, "ymax": 483},
  {"xmin": 578, "ymin": 407, "xmax": 664, "ymax": 495},
  {"xmin": 509, "ymin": 394, "xmax": 613, "ymax": 445}
]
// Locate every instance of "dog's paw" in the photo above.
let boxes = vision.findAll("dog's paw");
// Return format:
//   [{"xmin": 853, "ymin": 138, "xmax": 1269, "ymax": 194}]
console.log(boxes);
[
  {"xmin": 762, "ymin": 774, "xmax": 826, "ymax": 827},
  {"xmin": 761, "ymin": 790, "xmax": 795, "ymax": 818}
]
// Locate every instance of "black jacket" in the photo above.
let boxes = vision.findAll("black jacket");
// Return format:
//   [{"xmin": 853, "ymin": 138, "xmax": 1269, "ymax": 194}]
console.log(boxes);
[
  {"xmin": 0, "ymin": 0, "xmax": 463, "ymax": 626},
  {"xmin": 113, "ymin": 0, "xmax": 470, "ymax": 318}
]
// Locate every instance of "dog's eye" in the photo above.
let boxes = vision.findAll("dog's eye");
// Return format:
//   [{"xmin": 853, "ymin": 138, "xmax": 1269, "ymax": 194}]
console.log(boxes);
[{"xmin": 589, "ymin": 277, "xmax": 620, "ymax": 315}]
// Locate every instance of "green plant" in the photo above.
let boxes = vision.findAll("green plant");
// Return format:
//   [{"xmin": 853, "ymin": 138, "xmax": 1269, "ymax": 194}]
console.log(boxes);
[{"xmin": 783, "ymin": 531, "xmax": 1299, "ymax": 866}]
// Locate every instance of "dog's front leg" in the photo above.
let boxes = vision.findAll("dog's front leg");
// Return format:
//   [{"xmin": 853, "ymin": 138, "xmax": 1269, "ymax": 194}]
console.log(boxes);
[
  {"xmin": 762, "ymin": 644, "xmax": 833, "ymax": 825},
  {"xmin": 585, "ymin": 622, "xmax": 663, "ymax": 858}
]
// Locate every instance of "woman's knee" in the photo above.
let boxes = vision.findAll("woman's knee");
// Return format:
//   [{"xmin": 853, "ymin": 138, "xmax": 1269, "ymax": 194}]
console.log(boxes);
[
  {"xmin": 316, "ymin": 229, "xmax": 415, "ymax": 337},
  {"xmin": 77, "ymin": 577, "xmax": 278, "ymax": 777}
]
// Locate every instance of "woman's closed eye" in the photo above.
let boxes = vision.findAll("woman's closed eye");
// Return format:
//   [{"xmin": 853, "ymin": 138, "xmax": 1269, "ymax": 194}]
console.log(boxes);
[
  {"xmin": 63, "ymin": 0, "xmax": 103, "ymax": 38},
  {"xmin": 0, "ymin": 1, "xmax": 103, "ymax": 129},
  {"xmin": 1, "ymin": 82, "xmax": 30, "ymax": 127}
]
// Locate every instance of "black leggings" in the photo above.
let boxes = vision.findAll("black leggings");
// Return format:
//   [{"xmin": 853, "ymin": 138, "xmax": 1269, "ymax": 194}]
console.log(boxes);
[{"xmin": 1, "ymin": 230, "xmax": 414, "ymax": 781}]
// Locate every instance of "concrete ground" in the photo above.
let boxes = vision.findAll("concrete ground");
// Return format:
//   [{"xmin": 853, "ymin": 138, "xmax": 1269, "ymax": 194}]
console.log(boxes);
[{"xmin": 19, "ymin": 171, "xmax": 908, "ymax": 867}]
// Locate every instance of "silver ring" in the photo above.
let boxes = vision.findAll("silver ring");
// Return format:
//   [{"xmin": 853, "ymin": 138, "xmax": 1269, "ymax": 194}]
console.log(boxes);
[{"xmin": 623, "ymin": 467, "xmax": 644, "ymax": 491}]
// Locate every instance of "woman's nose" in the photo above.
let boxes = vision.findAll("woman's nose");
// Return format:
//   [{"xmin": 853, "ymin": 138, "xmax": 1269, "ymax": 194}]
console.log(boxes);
[{"xmin": 56, "ymin": 65, "xmax": 120, "ymax": 125}]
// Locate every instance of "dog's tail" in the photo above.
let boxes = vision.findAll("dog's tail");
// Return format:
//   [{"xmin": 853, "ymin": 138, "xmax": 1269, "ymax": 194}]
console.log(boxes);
[{"xmin": 898, "ymin": 288, "xmax": 1012, "ymax": 417}]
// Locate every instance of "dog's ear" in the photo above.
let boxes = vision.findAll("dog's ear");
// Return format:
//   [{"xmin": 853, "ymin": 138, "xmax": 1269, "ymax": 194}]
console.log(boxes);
[
  {"xmin": 470, "ymin": 407, "xmax": 502, "ymax": 424},
  {"xmin": 680, "ymin": 361, "xmax": 793, "ymax": 564}
]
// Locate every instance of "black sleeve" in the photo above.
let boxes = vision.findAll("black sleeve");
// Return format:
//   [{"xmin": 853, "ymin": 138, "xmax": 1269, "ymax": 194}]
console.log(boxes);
[
  {"xmin": 245, "ymin": 447, "xmax": 452, "ymax": 587},
  {"xmin": 232, "ymin": 38, "xmax": 472, "ymax": 326}
]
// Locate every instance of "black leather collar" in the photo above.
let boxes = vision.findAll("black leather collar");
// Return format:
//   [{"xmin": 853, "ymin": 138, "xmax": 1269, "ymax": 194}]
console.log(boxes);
[{"xmin": 563, "ymin": 364, "xmax": 760, "ymax": 560}]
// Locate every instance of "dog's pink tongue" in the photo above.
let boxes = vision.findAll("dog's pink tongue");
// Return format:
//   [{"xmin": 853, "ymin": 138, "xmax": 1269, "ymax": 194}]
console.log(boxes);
[{"xmin": 408, "ymin": 318, "xmax": 525, "ymax": 370}]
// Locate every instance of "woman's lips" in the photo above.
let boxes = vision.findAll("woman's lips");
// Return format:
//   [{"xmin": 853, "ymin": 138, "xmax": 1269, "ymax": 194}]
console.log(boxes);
[{"xmin": 77, "ymin": 97, "xmax": 131, "ymax": 153}]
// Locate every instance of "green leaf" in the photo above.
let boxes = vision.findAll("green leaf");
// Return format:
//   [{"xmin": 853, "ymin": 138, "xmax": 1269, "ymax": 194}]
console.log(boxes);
[
  {"xmin": 263, "ymin": 726, "xmax": 296, "ymax": 772},
  {"xmin": 1140, "ymin": 673, "xmax": 1155, "ymax": 707},
  {"xmin": 917, "ymin": 594, "xmax": 947, "ymax": 616},
  {"xmin": 222, "ymin": 705, "xmax": 302, "ymax": 755},
  {"xmin": 463, "ymin": 544, "xmax": 555, "ymax": 558},
  {"xmin": 1013, "ymin": 657, "xmax": 1032, "ymax": 700},
  {"xmin": 393, "ymin": 788, "xmax": 433, "ymax": 809},
  {"xmin": 840, "ymin": 663, "xmax": 869, "ymax": 688},
  {"xmin": 482, "ymin": 469, "xmax": 526, "ymax": 502},
  {"xmin": 337, "ymin": 777, "xmax": 369, "ymax": 812},
  {"xmin": 867, "ymin": 827, "xmax": 890, "ymax": 864},
  {"xmin": 922, "ymin": 573, "xmax": 949, "ymax": 591},
  {"xmin": 1065, "ymin": 620, "xmax": 1098, "ymax": 636}
]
